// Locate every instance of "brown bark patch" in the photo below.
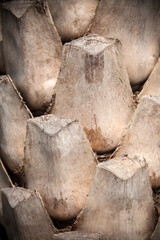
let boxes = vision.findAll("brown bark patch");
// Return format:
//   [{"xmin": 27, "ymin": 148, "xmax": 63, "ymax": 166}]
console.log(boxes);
[
  {"xmin": 85, "ymin": 53, "xmax": 104, "ymax": 83},
  {"xmin": 151, "ymin": 172, "xmax": 160, "ymax": 188},
  {"xmin": 84, "ymin": 127, "xmax": 112, "ymax": 153}
]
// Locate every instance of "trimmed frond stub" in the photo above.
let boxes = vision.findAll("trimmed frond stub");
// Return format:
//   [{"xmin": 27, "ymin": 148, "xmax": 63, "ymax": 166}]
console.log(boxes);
[
  {"xmin": 75, "ymin": 156, "xmax": 156, "ymax": 240},
  {"xmin": 24, "ymin": 114, "xmax": 97, "ymax": 220},
  {"xmin": 1, "ymin": 187, "xmax": 57, "ymax": 240},
  {"xmin": 114, "ymin": 95, "xmax": 160, "ymax": 188},
  {"xmin": 0, "ymin": 159, "xmax": 13, "ymax": 226},
  {"xmin": 89, "ymin": 0, "xmax": 160, "ymax": 85},
  {"xmin": 139, "ymin": 58, "xmax": 160, "ymax": 99},
  {"xmin": 2, "ymin": 0, "xmax": 62, "ymax": 111},
  {"xmin": 0, "ymin": 75, "xmax": 32, "ymax": 173},
  {"xmin": 51, "ymin": 35, "xmax": 134, "ymax": 153},
  {"xmin": 48, "ymin": 0, "xmax": 99, "ymax": 42}
]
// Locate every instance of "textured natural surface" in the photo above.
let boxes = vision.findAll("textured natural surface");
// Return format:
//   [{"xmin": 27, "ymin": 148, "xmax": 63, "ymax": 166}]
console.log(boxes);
[
  {"xmin": 51, "ymin": 35, "xmax": 134, "ymax": 153},
  {"xmin": 114, "ymin": 95, "xmax": 160, "ymax": 187},
  {"xmin": 89, "ymin": 0, "xmax": 160, "ymax": 85},
  {"xmin": 53, "ymin": 231, "xmax": 107, "ymax": 240},
  {"xmin": 139, "ymin": 58, "xmax": 160, "ymax": 98},
  {"xmin": 0, "ymin": 1, "xmax": 159, "ymax": 238},
  {"xmin": 24, "ymin": 114, "xmax": 97, "ymax": 220},
  {"xmin": 0, "ymin": 7, "xmax": 5, "ymax": 74},
  {"xmin": 151, "ymin": 218, "xmax": 160, "ymax": 240},
  {"xmin": 75, "ymin": 156, "xmax": 156, "ymax": 240},
  {"xmin": 0, "ymin": 159, "xmax": 13, "ymax": 226},
  {"xmin": 2, "ymin": 0, "xmax": 62, "ymax": 110},
  {"xmin": 0, "ymin": 75, "xmax": 32, "ymax": 172},
  {"xmin": 48, "ymin": 0, "xmax": 98, "ymax": 41},
  {"xmin": 2, "ymin": 187, "xmax": 57, "ymax": 240},
  {"xmin": 98, "ymin": 156, "xmax": 146, "ymax": 180}
]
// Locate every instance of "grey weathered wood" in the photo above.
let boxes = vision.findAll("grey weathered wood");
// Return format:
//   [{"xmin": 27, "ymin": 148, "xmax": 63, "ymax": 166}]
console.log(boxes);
[
  {"xmin": 0, "ymin": 159, "xmax": 13, "ymax": 226},
  {"xmin": 53, "ymin": 232, "xmax": 107, "ymax": 240},
  {"xmin": 2, "ymin": 0, "xmax": 62, "ymax": 110},
  {"xmin": 1, "ymin": 187, "xmax": 57, "ymax": 240},
  {"xmin": 89, "ymin": 0, "xmax": 160, "ymax": 85},
  {"xmin": 0, "ymin": 75, "xmax": 32, "ymax": 172},
  {"xmin": 75, "ymin": 156, "xmax": 156, "ymax": 240},
  {"xmin": 114, "ymin": 95, "xmax": 160, "ymax": 187},
  {"xmin": 24, "ymin": 114, "xmax": 97, "ymax": 220},
  {"xmin": 139, "ymin": 58, "xmax": 160, "ymax": 99},
  {"xmin": 51, "ymin": 35, "xmax": 134, "ymax": 153},
  {"xmin": 48, "ymin": 0, "xmax": 98, "ymax": 42}
]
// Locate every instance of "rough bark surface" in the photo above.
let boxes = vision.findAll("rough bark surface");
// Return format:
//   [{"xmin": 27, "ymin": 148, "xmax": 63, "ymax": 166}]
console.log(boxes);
[
  {"xmin": 114, "ymin": 95, "xmax": 160, "ymax": 187},
  {"xmin": 151, "ymin": 218, "xmax": 160, "ymax": 240},
  {"xmin": 0, "ymin": 159, "xmax": 13, "ymax": 226},
  {"xmin": 48, "ymin": 0, "xmax": 98, "ymax": 42},
  {"xmin": 89, "ymin": 0, "xmax": 160, "ymax": 85},
  {"xmin": 2, "ymin": 0, "xmax": 62, "ymax": 110},
  {"xmin": 24, "ymin": 114, "xmax": 97, "ymax": 220},
  {"xmin": 75, "ymin": 157, "xmax": 156, "ymax": 240},
  {"xmin": 1, "ymin": 187, "xmax": 57, "ymax": 240},
  {"xmin": 139, "ymin": 58, "xmax": 160, "ymax": 99},
  {"xmin": 53, "ymin": 231, "xmax": 107, "ymax": 240},
  {"xmin": 51, "ymin": 35, "xmax": 134, "ymax": 153},
  {"xmin": 0, "ymin": 75, "xmax": 32, "ymax": 172}
]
